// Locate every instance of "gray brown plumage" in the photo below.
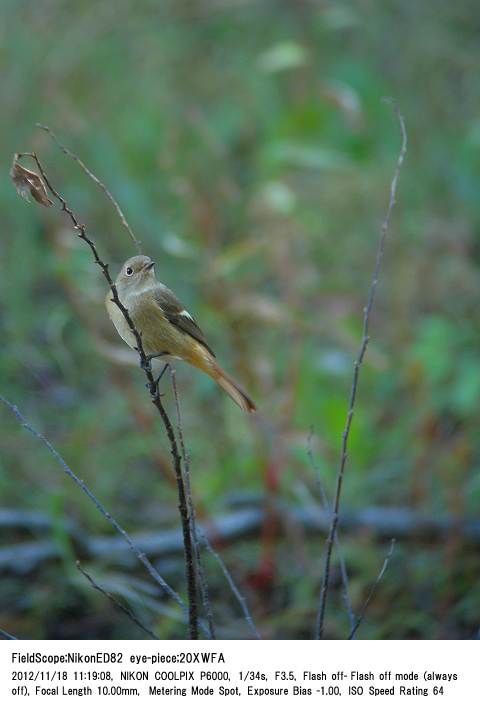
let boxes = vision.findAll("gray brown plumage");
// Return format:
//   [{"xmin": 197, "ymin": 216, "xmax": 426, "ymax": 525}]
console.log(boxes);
[{"xmin": 105, "ymin": 255, "xmax": 256, "ymax": 413}]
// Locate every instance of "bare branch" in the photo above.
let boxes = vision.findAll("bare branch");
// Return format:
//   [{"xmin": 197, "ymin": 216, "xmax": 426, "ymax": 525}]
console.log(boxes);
[
  {"xmin": 169, "ymin": 367, "xmax": 260, "ymax": 638},
  {"xmin": 169, "ymin": 367, "xmax": 216, "ymax": 639},
  {"xmin": 199, "ymin": 531, "xmax": 261, "ymax": 640},
  {"xmin": 76, "ymin": 561, "xmax": 158, "ymax": 640},
  {"xmin": 0, "ymin": 628, "xmax": 17, "ymax": 640},
  {"xmin": 0, "ymin": 394, "xmax": 209, "ymax": 636},
  {"xmin": 11, "ymin": 150, "xmax": 199, "ymax": 640},
  {"xmin": 315, "ymin": 103, "xmax": 407, "ymax": 639},
  {"xmin": 348, "ymin": 539, "xmax": 396, "ymax": 640},
  {"xmin": 36, "ymin": 124, "xmax": 141, "ymax": 252},
  {"xmin": 307, "ymin": 428, "xmax": 355, "ymax": 632}
]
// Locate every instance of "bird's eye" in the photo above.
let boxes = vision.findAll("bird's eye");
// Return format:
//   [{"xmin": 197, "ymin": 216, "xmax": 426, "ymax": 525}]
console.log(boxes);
[{"xmin": 125, "ymin": 267, "xmax": 134, "ymax": 276}]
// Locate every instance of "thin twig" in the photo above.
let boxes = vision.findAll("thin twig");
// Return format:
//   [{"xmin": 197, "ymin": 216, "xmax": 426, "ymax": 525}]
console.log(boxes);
[
  {"xmin": 0, "ymin": 394, "xmax": 180, "ymax": 605},
  {"xmin": 169, "ymin": 367, "xmax": 216, "ymax": 639},
  {"xmin": 348, "ymin": 539, "xmax": 396, "ymax": 639},
  {"xmin": 13, "ymin": 151, "xmax": 198, "ymax": 640},
  {"xmin": 36, "ymin": 124, "xmax": 142, "ymax": 252},
  {"xmin": 171, "ymin": 366, "xmax": 260, "ymax": 639},
  {"xmin": 199, "ymin": 531, "xmax": 261, "ymax": 639},
  {"xmin": 0, "ymin": 628, "xmax": 17, "ymax": 640},
  {"xmin": 76, "ymin": 561, "xmax": 158, "ymax": 639},
  {"xmin": 0, "ymin": 394, "xmax": 207, "ymax": 635},
  {"xmin": 307, "ymin": 428, "xmax": 355, "ymax": 632},
  {"xmin": 315, "ymin": 103, "xmax": 407, "ymax": 639},
  {"xmin": 170, "ymin": 368, "xmax": 261, "ymax": 639}
]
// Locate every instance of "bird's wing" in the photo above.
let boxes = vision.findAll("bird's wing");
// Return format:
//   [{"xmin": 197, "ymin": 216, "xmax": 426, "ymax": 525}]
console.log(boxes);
[{"xmin": 153, "ymin": 286, "xmax": 216, "ymax": 357}]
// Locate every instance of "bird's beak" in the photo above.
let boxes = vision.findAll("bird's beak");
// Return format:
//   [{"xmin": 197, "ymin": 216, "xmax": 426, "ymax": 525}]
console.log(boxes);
[{"xmin": 145, "ymin": 260, "xmax": 155, "ymax": 271}]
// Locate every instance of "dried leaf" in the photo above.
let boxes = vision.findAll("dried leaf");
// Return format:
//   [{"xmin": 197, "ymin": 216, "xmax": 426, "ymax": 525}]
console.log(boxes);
[{"xmin": 10, "ymin": 157, "xmax": 52, "ymax": 207}]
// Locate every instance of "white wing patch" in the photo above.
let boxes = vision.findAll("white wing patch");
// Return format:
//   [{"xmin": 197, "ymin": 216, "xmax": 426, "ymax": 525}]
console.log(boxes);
[{"xmin": 180, "ymin": 309, "xmax": 194, "ymax": 320}]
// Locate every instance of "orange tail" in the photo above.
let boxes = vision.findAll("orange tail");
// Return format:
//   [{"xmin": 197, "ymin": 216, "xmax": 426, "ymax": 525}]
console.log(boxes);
[
  {"xmin": 211, "ymin": 363, "xmax": 257, "ymax": 413},
  {"xmin": 187, "ymin": 344, "xmax": 257, "ymax": 413}
]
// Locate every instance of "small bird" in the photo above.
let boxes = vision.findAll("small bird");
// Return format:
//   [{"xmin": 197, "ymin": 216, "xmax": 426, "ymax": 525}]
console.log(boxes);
[{"xmin": 105, "ymin": 255, "xmax": 256, "ymax": 413}]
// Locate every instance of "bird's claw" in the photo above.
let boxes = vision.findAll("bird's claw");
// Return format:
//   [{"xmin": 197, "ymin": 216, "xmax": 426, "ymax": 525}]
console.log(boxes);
[
  {"xmin": 144, "ymin": 362, "xmax": 169, "ymax": 397},
  {"xmin": 145, "ymin": 380, "xmax": 165, "ymax": 397}
]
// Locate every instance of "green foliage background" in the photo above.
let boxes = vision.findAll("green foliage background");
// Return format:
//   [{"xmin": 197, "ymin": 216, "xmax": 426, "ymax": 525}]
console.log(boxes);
[{"xmin": 1, "ymin": 0, "xmax": 480, "ymax": 639}]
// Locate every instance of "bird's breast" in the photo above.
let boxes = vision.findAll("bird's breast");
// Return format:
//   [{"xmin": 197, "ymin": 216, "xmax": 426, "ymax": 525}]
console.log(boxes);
[{"xmin": 106, "ymin": 289, "xmax": 197, "ymax": 360}]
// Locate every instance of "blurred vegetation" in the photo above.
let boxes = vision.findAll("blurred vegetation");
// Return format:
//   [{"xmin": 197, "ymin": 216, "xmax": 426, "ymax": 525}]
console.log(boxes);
[{"xmin": 1, "ymin": 0, "xmax": 480, "ymax": 640}]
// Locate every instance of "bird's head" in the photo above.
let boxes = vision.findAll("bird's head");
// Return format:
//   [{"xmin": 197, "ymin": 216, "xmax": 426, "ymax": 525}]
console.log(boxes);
[{"xmin": 115, "ymin": 255, "xmax": 156, "ymax": 295}]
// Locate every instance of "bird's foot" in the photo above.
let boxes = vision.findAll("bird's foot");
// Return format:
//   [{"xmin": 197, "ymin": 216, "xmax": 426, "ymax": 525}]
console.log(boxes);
[
  {"xmin": 145, "ymin": 362, "xmax": 169, "ymax": 397},
  {"xmin": 141, "ymin": 351, "xmax": 168, "ymax": 374}
]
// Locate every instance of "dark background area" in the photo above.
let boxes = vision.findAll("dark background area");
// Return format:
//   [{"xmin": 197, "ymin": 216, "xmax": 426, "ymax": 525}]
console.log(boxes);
[{"xmin": 1, "ymin": 0, "xmax": 480, "ymax": 639}]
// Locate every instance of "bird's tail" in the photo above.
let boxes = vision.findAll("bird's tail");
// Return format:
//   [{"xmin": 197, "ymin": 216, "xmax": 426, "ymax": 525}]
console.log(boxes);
[
  {"xmin": 211, "ymin": 362, "xmax": 257, "ymax": 413},
  {"xmin": 186, "ymin": 344, "xmax": 257, "ymax": 413}
]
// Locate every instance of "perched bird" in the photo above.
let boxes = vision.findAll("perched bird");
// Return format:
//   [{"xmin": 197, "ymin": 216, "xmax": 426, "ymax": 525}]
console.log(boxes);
[{"xmin": 105, "ymin": 255, "xmax": 256, "ymax": 413}]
